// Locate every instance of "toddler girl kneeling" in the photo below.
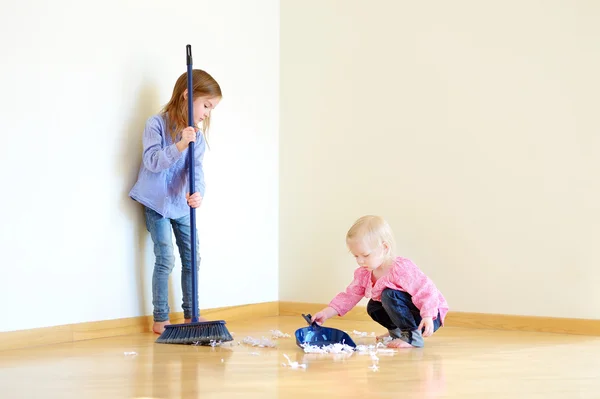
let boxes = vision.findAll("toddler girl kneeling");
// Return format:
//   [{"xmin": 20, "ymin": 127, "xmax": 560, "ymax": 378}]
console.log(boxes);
[{"xmin": 312, "ymin": 215, "xmax": 449, "ymax": 348}]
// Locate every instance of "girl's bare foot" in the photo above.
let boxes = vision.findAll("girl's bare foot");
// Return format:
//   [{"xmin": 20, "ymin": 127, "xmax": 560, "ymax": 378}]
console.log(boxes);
[
  {"xmin": 184, "ymin": 316, "xmax": 208, "ymax": 323},
  {"xmin": 376, "ymin": 332, "xmax": 390, "ymax": 342},
  {"xmin": 387, "ymin": 338, "xmax": 415, "ymax": 348},
  {"xmin": 153, "ymin": 320, "xmax": 170, "ymax": 334}
]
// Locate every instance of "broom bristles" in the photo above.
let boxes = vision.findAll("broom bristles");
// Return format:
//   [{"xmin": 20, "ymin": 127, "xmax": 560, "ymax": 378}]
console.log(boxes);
[{"xmin": 155, "ymin": 320, "xmax": 233, "ymax": 345}]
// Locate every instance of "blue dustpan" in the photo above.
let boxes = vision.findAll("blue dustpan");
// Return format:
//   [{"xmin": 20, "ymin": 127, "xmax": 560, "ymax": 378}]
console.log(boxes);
[{"xmin": 295, "ymin": 314, "xmax": 357, "ymax": 349}]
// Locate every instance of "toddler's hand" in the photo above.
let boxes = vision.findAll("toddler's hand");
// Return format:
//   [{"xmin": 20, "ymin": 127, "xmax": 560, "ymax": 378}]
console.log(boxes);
[
  {"xmin": 311, "ymin": 307, "xmax": 337, "ymax": 325},
  {"xmin": 311, "ymin": 311, "xmax": 327, "ymax": 325},
  {"xmin": 186, "ymin": 192, "xmax": 203, "ymax": 208},
  {"xmin": 418, "ymin": 317, "xmax": 434, "ymax": 337}
]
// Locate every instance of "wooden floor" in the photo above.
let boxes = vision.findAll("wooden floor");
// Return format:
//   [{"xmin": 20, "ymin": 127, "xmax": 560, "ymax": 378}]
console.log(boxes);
[{"xmin": 1, "ymin": 316, "xmax": 600, "ymax": 398}]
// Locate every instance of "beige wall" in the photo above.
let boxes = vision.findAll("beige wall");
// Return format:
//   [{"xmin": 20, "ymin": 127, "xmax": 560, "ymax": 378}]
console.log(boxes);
[
  {"xmin": 280, "ymin": 1, "xmax": 600, "ymax": 319},
  {"xmin": 0, "ymin": 0, "xmax": 279, "ymax": 332}
]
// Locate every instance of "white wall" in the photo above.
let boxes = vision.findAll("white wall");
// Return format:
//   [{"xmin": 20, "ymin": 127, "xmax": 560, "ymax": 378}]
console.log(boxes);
[
  {"xmin": 280, "ymin": 1, "xmax": 600, "ymax": 319},
  {"xmin": 0, "ymin": 0, "xmax": 279, "ymax": 332}
]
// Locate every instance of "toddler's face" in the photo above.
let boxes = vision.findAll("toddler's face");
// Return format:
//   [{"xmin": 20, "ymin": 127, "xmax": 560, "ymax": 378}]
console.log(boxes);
[{"xmin": 347, "ymin": 239, "xmax": 388, "ymax": 271}]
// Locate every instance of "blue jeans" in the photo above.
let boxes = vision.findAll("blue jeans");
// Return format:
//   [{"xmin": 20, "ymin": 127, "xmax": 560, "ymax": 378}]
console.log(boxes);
[
  {"xmin": 367, "ymin": 288, "xmax": 441, "ymax": 347},
  {"xmin": 144, "ymin": 206, "xmax": 199, "ymax": 322}
]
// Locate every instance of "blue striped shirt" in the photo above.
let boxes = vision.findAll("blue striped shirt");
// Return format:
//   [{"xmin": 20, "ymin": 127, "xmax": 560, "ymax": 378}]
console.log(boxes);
[{"xmin": 129, "ymin": 113, "xmax": 206, "ymax": 219}]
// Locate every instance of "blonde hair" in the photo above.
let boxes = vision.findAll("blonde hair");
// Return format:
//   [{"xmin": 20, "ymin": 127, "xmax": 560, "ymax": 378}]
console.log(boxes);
[
  {"xmin": 161, "ymin": 69, "xmax": 222, "ymax": 145},
  {"xmin": 346, "ymin": 215, "xmax": 396, "ymax": 258}
]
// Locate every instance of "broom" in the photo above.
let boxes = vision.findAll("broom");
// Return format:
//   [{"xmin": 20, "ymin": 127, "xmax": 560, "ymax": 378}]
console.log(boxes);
[{"xmin": 156, "ymin": 44, "xmax": 233, "ymax": 345}]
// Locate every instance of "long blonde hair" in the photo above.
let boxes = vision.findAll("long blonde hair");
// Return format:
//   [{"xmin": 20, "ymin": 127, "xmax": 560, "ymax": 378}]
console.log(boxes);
[
  {"xmin": 161, "ymin": 69, "xmax": 222, "ymax": 144},
  {"xmin": 346, "ymin": 215, "xmax": 396, "ymax": 259}
]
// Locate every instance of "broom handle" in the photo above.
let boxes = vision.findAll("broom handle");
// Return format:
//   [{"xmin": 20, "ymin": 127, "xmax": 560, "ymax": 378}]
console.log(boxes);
[{"xmin": 186, "ymin": 44, "xmax": 199, "ymax": 323}]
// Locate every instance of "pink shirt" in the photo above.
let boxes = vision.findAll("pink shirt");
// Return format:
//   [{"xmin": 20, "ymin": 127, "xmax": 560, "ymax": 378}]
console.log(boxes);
[{"xmin": 329, "ymin": 257, "xmax": 449, "ymax": 324}]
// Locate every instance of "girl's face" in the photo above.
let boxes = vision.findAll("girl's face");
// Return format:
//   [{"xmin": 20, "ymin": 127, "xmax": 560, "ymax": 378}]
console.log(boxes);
[
  {"xmin": 347, "ymin": 238, "xmax": 389, "ymax": 271},
  {"xmin": 191, "ymin": 95, "xmax": 220, "ymax": 125}
]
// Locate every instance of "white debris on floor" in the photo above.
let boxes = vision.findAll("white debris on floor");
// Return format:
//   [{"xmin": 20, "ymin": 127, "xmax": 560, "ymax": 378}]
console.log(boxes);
[
  {"xmin": 282, "ymin": 354, "xmax": 307, "ymax": 369},
  {"xmin": 352, "ymin": 330, "xmax": 376, "ymax": 338},
  {"xmin": 300, "ymin": 343, "xmax": 355, "ymax": 354},
  {"xmin": 270, "ymin": 330, "xmax": 291, "ymax": 339},
  {"xmin": 123, "ymin": 352, "xmax": 137, "ymax": 356},
  {"xmin": 355, "ymin": 344, "xmax": 376, "ymax": 353},
  {"xmin": 370, "ymin": 352, "xmax": 379, "ymax": 363},
  {"xmin": 241, "ymin": 336, "xmax": 277, "ymax": 348},
  {"xmin": 355, "ymin": 342, "xmax": 395, "ymax": 371},
  {"xmin": 356, "ymin": 342, "xmax": 397, "ymax": 354},
  {"xmin": 376, "ymin": 348, "xmax": 397, "ymax": 355}
]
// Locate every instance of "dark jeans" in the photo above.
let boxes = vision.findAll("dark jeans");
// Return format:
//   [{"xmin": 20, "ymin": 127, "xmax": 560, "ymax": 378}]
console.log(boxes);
[{"xmin": 367, "ymin": 288, "xmax": 441, "ymax": 347}]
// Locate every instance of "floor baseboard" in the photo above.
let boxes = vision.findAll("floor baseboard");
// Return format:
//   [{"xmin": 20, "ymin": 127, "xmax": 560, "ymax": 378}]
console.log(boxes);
[
  {"xmin": 0, "ymin": 301, "xmax": 279, "ymax": 352},
  {"xmin": 279, "ymin": 301, "xmax": 600, "ymax": 336},
  {"xmin": 3, "ymin": 300, "xmax": 598, "ymax": 352}
]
